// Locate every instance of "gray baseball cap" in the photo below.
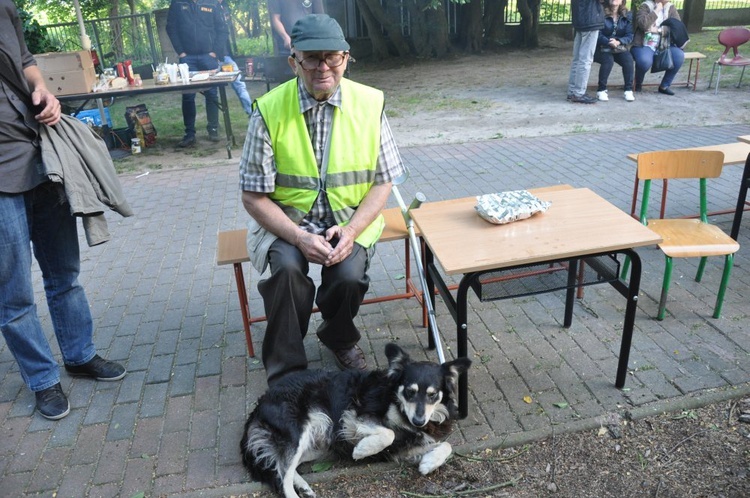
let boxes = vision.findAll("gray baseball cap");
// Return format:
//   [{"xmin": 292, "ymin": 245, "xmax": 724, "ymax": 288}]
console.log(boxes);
[{"xmin": 290, "ymin": 14, "xmax": 350, "ymax": 52}]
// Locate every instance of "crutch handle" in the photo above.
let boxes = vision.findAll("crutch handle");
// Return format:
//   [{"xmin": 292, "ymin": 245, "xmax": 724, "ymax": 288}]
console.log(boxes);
[{"xmin": 408, "ymin": 192, "xmax": 427, "ymax": 212}]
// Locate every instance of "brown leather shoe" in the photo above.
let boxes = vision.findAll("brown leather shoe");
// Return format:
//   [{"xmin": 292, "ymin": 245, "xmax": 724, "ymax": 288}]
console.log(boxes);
[{"xmin": 331, "ymin": 345, "xmax": 367, "ymax": 371}]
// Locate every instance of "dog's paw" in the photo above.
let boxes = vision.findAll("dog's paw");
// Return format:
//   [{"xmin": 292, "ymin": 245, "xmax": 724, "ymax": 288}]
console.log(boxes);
[
  {"xmin": 291, "ymin": 473, "xmax": 315, "ymax": 498},
  {"xmin": 295, "ymin": 488, "xmax": 316, "ymax": 498},
  {"xmin": 418, "ymin": 442, "xmax": 452, "ymax": 475},
  {"xmin": 352, "ymin": 429, "xmax": 395, "ymax": 460}
]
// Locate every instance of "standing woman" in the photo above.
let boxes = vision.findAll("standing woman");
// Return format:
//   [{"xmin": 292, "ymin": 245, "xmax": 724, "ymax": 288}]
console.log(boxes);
[
  {"xmin": 631, "ymin": 0, "xmax": 684, "ymax": 95},
  {"xmin": 594, "ymin": 0, "xmax": 635, "ymax": 102}
]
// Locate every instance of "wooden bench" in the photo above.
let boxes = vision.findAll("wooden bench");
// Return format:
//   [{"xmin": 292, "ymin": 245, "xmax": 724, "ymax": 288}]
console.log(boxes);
[
  {"xmin": 588, "ymin": 51, "xmax": 706, "ymax": 91},
  {"xmin": 216, "ymin": 207, "xmax": 424, "ymax": 357},
  {"xmin": 627, "ymin": 141, "xmax": 750, "ymax": 219}
]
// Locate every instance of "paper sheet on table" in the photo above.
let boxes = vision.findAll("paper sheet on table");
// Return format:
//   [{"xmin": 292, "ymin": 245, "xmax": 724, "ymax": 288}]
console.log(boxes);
[{"xmin": 475, "ymin": 190, "xmax": 551, "ymax": 225}]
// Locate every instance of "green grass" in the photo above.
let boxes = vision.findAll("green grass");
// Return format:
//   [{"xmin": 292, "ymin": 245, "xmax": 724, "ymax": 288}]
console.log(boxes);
[{"xmin": 78, "ymin": 82, "xmax": 256, "ymax": 171}]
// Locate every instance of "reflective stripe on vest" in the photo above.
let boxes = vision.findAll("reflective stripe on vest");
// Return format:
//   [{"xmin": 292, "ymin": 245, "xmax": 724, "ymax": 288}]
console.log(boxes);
[{"xmin": 256, "ymin": 78, "xmax": 386, "ymax": 248}]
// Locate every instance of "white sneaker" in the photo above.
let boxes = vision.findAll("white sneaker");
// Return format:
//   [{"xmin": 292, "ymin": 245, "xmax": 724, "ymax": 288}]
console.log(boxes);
[
  {"xmin": 624, "ymin": 90, "xmax": 635, "ymax": 102},
  {"xmin": 597, "ymin": 90, "xmax": 609, "ymax": 102}
]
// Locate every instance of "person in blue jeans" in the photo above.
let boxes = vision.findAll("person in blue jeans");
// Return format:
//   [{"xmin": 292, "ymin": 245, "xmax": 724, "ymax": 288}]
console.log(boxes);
[
  {"xmin": 567, "ymin": 0, "xmax": 605, "ymax": 104},
  {"xmin": 166, "ymin": 0, "xmax": 229, "ymax": 147},
  {"xmin": 593, "ymin": 0, "xmax": 635, "ymax": 102},
  {"xmin": 1, "ymin": 0, "xmax": 126, "ymax": 421},
  {"xmin": 631, "ymin": 0, "xmax": 684, "ymax": 95},
  {"xmin": 217, "ymin": 0, "xmax": 252, "ymax": 115}
]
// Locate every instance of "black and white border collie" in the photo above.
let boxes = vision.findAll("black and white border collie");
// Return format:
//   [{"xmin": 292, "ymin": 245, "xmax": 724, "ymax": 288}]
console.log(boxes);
[{"xmin": 240, "ymin": 343, "xmax": 471, "ymax": 498}]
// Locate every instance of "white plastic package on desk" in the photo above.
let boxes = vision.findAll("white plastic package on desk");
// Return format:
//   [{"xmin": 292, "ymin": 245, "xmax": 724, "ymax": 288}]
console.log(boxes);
[{"xmin": 475, "ymin": 190, "xmax": 551, "ymax": 225}]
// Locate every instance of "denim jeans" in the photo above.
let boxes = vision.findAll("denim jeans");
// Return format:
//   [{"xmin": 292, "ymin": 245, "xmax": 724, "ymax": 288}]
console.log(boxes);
[
  {"xmin": 568, "ymin": 30, "xmax": 599, "ymax": 97},
  {"xmin": 0, "ymin": 183, "xmax": 96, "ymax": 392},
  {"xmin": 631, "ymin": 45, "xmax": 685, "ymax": 89},
  {"xmin": 179, "ymin": 53, "xmax": 220, "ymax": 136},
  {"xmin": 594, "ymin": 49, "xmax": 635, "ymax": 91},
  {"xmin": 223, "ymin": 56, "xmax": 253, "ymax": 115}
]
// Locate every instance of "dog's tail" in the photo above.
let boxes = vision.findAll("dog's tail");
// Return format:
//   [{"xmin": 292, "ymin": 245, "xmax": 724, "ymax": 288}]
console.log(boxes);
[{"xmin": 240, "ymin": 409, "xmax": 283, "ymax": 493}]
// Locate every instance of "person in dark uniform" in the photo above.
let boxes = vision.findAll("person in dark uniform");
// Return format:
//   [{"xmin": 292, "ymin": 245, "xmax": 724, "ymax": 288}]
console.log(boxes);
[{"xmin": 166, "ymin": 0, "xmax": 229, "ymax": 147}]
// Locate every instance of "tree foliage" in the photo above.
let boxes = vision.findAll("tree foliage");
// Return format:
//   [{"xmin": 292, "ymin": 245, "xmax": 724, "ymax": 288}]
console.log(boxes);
[{"xmin": 14, "ymin": 0, "xmax": 56, "ymax": 53}]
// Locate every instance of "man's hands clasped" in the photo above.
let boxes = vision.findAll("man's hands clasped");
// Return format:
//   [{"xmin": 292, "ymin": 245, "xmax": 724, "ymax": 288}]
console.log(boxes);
[{"xmin": 296, "ymin": 225, "xmax": 357, "ymax": 267}]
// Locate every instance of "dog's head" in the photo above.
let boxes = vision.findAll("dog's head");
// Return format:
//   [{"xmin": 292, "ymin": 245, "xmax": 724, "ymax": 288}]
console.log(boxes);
[{"xmin": 385, "ymin": 343, "xmax": 471, "ymax": 428}]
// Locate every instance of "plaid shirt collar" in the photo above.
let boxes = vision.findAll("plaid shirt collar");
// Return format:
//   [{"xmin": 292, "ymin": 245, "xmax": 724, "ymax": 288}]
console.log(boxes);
[{"xmin": 296, "ymin": 77, "xmax": 343, "ymax": 113}]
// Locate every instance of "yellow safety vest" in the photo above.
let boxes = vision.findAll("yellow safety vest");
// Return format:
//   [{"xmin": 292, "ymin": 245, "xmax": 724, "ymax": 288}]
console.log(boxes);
[{"xmin": 256, "ymin": 78, "xmax": 385, "ymax": 248}]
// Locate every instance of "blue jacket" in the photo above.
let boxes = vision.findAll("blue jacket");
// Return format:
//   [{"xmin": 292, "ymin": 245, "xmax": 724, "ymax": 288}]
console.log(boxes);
[
  {"xmin": 597, "ymin": 13, "xmax": 634, "ymax": 48},
  {"xmin": 572, "ymin": 0, "xmax": 605, "ymax": 32}
]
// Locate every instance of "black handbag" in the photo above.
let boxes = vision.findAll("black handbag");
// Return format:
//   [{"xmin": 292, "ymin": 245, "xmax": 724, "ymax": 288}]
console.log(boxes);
[
  {"xmin": 651, "ymin": 26, "xmax": 674, "ymax": 73},
  {"xmin": 651, "ymin": 47, "xmax": 674, "ymax": 73}
]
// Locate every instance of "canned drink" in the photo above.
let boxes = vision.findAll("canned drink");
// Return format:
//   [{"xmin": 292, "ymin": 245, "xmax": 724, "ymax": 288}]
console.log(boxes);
[
  {"xmin": 131, "ymin": 138, "xmax": 141, "ymax": 154},
  {"xmin": 245, "ymin": 58, "xmax": 254, "ymax": 78}
]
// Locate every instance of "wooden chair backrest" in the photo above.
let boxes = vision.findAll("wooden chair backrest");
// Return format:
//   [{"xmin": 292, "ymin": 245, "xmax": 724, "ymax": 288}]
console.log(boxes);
[{"xmin": 637, "ymin": 150, "xmax": 725, "ymax": 180}]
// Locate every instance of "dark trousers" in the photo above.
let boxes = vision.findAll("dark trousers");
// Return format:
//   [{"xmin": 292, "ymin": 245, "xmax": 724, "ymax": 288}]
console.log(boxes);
[
  {"xmin": 258, "ymin": 238, "xmax": 370, "ymax": 386},
  {"xmin": 179, "ymin": 53, "xmax": 220, "ymax": 136},
  {"xmin": 594, "ymin": 49, "xmax": 635, "ymax": 91}
]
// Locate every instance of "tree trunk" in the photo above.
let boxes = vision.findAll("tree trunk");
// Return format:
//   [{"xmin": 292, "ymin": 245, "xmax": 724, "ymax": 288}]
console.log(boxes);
[
  {"xmin": 484, "ymin": 0, "xmax": 508, "ymax": 42},
  {"xmin": 682, "ymin": 0, "xmax": 706, "ymax": 34},
  {"xmin": 356, "ymin": 0, "xmax": 410, "ymax": 58},
  {"xmin": 109, "ymin": 3, "xmax": 124, "ymax": 59},
  {"xmin": 356, "ymin": 0, "xmax": 390, "ymax": 59},
  {"xmin": 405, "ymin": 0, "xmax": 451, "ymax": 58},
  {"xmin": 458, "ymin": 0, "xmax": 483, "ymax": 52},
  {"xmin": 250, "ymin": 3, "xmax": 261, "ymax": 37},
  {"xmin": 516, "ymin": 0, "xmax": 540, "ymax": 48}
]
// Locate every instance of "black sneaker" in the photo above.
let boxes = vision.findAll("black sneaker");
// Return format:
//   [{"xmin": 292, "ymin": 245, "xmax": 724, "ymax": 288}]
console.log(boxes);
[
  {"xmin": 658, "ymin": 86, "xmax": 675, "ymax": 96},
  {"xmin": 35, "ymin": 383, "xmax": 70, "ymax": 420},
  {"xmin": 176, "ymin": 135, "xmax": 196, "ymax": 148},
  {"xmin": 65, "ymin": 355, "xmax": 126, "ymax": 381},
  {"xmin": 208, "ymin": 130, "xmax": 221, "ymax": 143},
  {"xmin": 570, "ymin": 94, "xmax": 597, "ymax": 104}
]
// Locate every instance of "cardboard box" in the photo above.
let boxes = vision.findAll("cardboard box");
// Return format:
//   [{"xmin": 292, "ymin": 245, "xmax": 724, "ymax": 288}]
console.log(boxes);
[
  {"xmin": 34, "ymin": 51, "xmax": 97, "ymax": 96},
  {"xmin": 42, "ymin": 67, "xmax": 98, "ymax": 96},
  {"xmin": 35, "ymin": 50, "xmax": 93, "ymax": 73}
]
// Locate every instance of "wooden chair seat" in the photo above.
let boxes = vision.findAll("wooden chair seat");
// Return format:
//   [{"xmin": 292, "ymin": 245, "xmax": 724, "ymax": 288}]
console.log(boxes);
[
  {"xmin": 622, "ymin": 149, "xmax": 740, "ymax": 320},
  {"xmin": 648, "ymin": 219, "xmax": 740, "ymax": 258}
]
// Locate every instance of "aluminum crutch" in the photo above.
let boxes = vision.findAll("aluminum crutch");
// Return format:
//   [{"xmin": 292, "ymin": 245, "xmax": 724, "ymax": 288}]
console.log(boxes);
[{"xmin": 391, "ymin": 182, "xmax": 445, "ymax": 364}]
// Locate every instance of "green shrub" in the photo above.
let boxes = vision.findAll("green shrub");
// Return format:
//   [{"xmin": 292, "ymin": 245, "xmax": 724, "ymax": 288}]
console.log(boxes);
[{"xmin": 235, "ymin": 36, "xmax": 274, "ymax": 57}]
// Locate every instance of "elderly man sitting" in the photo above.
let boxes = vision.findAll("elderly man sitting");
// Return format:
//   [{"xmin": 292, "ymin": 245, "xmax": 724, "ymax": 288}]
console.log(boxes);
[{"xmin": 239, "ymin": 14, "xmax": 406, "ymax": 386}]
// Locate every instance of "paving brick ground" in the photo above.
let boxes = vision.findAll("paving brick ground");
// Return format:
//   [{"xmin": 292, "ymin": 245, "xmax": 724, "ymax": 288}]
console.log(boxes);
[{"xmin": 2, "ymin": 124, "xmax": 750, "ymax": 497}]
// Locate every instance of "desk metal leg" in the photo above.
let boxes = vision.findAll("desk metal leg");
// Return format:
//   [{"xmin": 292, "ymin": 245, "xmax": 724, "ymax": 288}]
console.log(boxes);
[
  {"xmin": 616, "ymin": 249, "xmax": 641, "ymax": 388},
  {"xmin": 456, "ymin": 276, "xmax": 473, "ymax": 419},
  {"xmin": 218, "ymin": 86, "xmax": 235, "ymax": 159},
  {"xmin": 730, "ymin": 153, "xmax": 750, "ymax": 240},
  {"xmin": 424, "ymin": 245, "xmax": 471, "ymax": 418},
  {"xmin": 564, "ymin": 259, "xmax": 578, "ymax": 327}
]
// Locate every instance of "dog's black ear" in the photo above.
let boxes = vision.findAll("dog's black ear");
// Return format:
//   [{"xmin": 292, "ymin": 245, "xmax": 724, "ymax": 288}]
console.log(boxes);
[
  {"xmin": 440, "ymin": 357, "xmax": 471, "ymax": 416},
  {"xmin": 385, "ymin": 343, "xmax": 409, "ymax": 379},
  {"xmin": 442, "ymin": 357, "xmax": 471, "ymax": 377}
]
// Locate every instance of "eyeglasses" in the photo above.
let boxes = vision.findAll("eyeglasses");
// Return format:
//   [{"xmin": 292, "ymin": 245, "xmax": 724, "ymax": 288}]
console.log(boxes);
[{"xmin": 292, "ymin": 52, "xmax": 348, "ymax": 71}]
